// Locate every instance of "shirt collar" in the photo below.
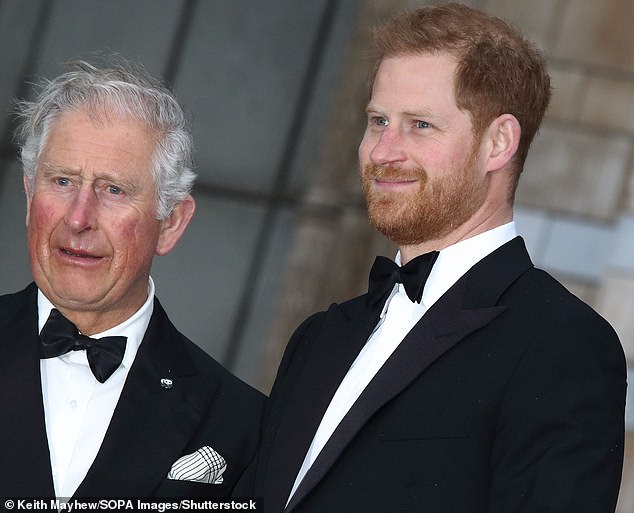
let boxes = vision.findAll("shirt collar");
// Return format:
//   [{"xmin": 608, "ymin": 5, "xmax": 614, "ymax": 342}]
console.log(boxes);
[
  {"xmin": 37, "ymin": 277, "xmax": 155, "ymax": 369},
  {"xmin": 394, "ymin": 221, "xmax": 517, "ymax": 309}
]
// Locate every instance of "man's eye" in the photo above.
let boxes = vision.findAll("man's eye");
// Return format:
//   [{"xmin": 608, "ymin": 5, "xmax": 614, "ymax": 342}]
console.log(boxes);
[
  {"xmin": 415, "ymin": 120, "xmax": 430, "ymax": 129},
  {"xmin": 107, "ymin": 185, "xmax": 123, "ymax": 195},
  {"xmin": 56, "ymin": 177, "xmax": 71, "ymax": 186},
  {"xmin": 370, "ymin": 116, "xmax": 388, "ymax": 126}
]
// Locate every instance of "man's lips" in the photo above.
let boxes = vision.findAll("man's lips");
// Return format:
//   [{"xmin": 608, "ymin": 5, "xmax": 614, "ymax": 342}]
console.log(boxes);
[
  {"xmin": 58, "ymin": 247, "xmax": 102, "ymax": 259},
  {"xmin": 374, "ymin": 177, "xmax": 419, "ymax": 187}
]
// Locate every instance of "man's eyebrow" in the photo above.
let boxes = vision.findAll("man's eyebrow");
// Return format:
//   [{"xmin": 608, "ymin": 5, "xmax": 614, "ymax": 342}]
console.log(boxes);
[
  {"xmin": 39, "ymin": 162, "xmax": 81, "ymax": 176},
  {"xmin": 364, "ymin": 105, "xmax": 437, "ymax": 118}
]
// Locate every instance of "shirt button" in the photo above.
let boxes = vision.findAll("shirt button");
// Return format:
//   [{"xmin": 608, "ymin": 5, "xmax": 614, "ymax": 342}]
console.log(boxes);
[{"xmin": 70, "ymin": 400, "xmax": 77, "ymax": 408}]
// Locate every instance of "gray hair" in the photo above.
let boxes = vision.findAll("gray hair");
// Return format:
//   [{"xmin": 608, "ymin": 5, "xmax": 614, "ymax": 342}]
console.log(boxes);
[{"xmin": 14, "ymin": 57, "xmax": 196, "ymax": 220}]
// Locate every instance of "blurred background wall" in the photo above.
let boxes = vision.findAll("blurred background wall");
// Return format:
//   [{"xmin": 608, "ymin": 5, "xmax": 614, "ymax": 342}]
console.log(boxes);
[{"xmin": 0, "ymin": 0, "xmax": 633, "ymax": 509}]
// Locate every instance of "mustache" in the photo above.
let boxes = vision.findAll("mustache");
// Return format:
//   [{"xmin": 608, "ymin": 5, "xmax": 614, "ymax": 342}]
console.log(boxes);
[{"xmin": 361, "ymin": 163, "xmax": 427, "ymax": 181}]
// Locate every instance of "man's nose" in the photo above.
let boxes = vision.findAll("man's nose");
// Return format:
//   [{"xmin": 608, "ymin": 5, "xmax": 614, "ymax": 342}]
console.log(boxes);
[
  {"xmin": 64, "ymin": 186, "xmax": 98, "ymax": 232},
  {"xmin": 368, "ymin": 128, "xmax": 407, "ymax": 166}
]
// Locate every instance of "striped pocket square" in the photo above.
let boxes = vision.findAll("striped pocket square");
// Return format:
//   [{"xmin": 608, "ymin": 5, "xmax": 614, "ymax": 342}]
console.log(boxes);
[{"xmin": 167, "ymin": 446, "xmax": 227, "ymax": 484}]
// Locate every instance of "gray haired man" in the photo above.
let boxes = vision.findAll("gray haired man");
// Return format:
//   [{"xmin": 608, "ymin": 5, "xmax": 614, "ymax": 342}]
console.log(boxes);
[{"xmin": 0, "ymin": 57, "xmax": 263, "ymax": 499}]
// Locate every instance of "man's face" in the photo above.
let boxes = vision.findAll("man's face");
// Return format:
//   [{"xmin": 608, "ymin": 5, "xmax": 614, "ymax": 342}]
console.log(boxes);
[
  {"xmin": 358, "ymin": 53, "xmax": 489, "ymax": 246},
  {"xmin": 25, "ymin": 109, "xmax": 168, "ymax": 328}
]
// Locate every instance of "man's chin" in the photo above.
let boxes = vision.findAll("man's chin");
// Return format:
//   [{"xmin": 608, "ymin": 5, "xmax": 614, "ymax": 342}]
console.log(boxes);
[{"xmin": 367, "ymin": 209, "xmax": 446, "ymax": 246}]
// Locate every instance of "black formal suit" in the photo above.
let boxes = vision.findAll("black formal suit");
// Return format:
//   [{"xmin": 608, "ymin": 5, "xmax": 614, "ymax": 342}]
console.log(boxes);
[
  {"xmin": 0, "ymin": 283, "xmax": 264, "ymax": 499},
  {"xmin": 242, "ymin": 237, "xmax": 626, "ymax": 512}
]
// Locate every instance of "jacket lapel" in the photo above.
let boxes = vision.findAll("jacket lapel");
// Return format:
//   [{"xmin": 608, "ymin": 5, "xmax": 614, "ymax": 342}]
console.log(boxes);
[
  {"xmin": 286, "ymin": 237, "xmax": 533, "ymax": 511},
  {"xmin": 264, "ymin": 299, "xmax": 382, "ymax": 512},
  {"xmin": 75, "ymin": 299, "xmax": 209, "ymax": 497},
  {"xmin": 0, "ymin": 284, "xmax": 55, "ymax": 496}
]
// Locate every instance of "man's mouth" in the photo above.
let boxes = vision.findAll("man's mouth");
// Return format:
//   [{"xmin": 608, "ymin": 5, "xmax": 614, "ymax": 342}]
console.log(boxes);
[
  {"xmin": 374, "ymin": 177, "xmax": 420, "ymax": 188},
  {"xmin": 61, "ymin": 248, "xmax": 100, "ymax": 259},
  {"xmin": 375, "ymin": 178, "xmax": 418, "ymax": 183}
]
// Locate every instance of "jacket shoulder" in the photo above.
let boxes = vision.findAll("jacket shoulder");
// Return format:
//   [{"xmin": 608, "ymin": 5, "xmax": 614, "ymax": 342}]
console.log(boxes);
[
  {"xmin": 0, "ymin": 283, "xmax": 37, "ymax": 325},
  {"xmin": 511, "ymin": 267, "xmax": 617, "ymax": 332}
]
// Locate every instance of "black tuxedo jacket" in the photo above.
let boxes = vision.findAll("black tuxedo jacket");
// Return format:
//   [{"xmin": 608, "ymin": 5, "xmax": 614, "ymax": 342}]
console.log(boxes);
[
  {"xmin": 241, "ymin": 237, "xmax": 626, "ymax": 513},
  {"xmin": 0, "ymin": 283, "xmax": 264, "ymax": 499}
]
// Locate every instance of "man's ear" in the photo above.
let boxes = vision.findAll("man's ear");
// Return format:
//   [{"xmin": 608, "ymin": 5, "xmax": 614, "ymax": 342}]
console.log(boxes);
[
  {"xmin": 155, "ymin": 195, "xmax": 196, "ymax": 256},
  {"xmin": 483, "ymin": 114, "xmax": 521, "ymax": 173},
  {"xmin": 23, "ymin": 175, "xmax": 32, "ymax": 227}
]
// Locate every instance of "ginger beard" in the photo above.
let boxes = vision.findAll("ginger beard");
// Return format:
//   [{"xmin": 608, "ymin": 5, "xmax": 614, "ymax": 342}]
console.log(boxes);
[{"xmin": 360, "ymin": 143, "xmax": 488, "ymax": 246}]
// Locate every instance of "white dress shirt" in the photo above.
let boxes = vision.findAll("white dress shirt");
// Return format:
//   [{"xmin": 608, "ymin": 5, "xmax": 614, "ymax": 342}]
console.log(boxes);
[
  {"xmin": 288, "ymin": 222, "xmax": 518, "ymax": 503},
  {"xmin": 39, "ymin": 278, "xmax": 155, "ymax": 498}
]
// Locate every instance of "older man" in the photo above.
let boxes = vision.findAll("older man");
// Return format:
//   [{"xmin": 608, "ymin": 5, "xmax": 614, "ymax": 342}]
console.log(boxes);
[
  {"xmin": 1, "ymin": 58, "xmax": 263, "ymax": 499},
  {"xmin": 240, "ymin": 4, "xmax": 626, "ymax": 512}
]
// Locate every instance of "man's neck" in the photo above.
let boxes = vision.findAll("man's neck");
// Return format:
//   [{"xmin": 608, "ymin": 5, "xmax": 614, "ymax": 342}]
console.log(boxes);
[
  {"xmin": 399, "ymin": 204, "xmax": 513, "ymax": 264},
  {"xmin": 37, "ymin": 278, "xmax": 155, "ymax": 336},
  {"xmin": 399, "ymin": 214, "xmax": 513, "ymax": 264}
]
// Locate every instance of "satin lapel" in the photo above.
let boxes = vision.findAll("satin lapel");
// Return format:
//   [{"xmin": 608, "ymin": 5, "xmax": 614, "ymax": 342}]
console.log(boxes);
[
  {"xmin": 75, "ymin": 299, "xmax": 207, "ymax": 497},
  {"xmin": 265, "ymin": 299, "xmax": 381, "ymax": 513},
  {"xmin": 0, "ymin": 284, "xmax": 55, "ymax": 496},
  {"xmin": 286, "ymin": 237, "xmax": 533, "ymax": 511}
]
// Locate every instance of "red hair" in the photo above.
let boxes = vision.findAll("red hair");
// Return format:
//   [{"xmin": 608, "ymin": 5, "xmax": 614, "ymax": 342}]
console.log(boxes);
[{"xmin": 369, "ymin": 3, "xmax": 551, "ymax": 180}]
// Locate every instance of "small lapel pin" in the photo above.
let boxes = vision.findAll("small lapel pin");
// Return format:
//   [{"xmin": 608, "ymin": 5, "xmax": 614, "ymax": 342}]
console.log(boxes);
[{"xmin": 160, "ymin": 378, "xmax": 173, "ymax": 389}]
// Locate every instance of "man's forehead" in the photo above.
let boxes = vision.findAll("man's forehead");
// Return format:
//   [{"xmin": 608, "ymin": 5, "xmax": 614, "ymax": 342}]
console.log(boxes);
[{"xmin": 369, "ymin": 54, "xmax": 460, "ymax": 105}]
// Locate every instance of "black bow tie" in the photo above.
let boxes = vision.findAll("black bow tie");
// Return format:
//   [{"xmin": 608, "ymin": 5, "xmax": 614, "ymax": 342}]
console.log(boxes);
[
  {"xmin": 367, "ymin": 251, "xmax": 439, "ymax": 307},
  {"xmin": 39, "ymin": 308, "xmax": 127, "ymax": 383}
]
